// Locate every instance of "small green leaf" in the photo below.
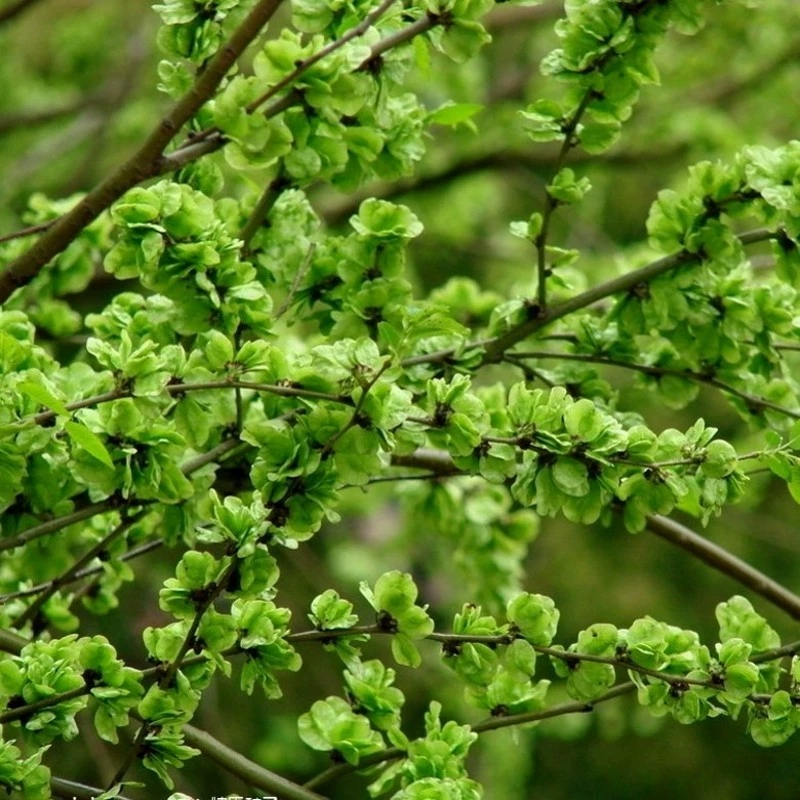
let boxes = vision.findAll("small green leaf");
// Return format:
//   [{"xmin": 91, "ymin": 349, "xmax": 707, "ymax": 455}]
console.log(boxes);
[
  {"xmin": 19, "ymin": 380, "xmax": 69, "ymax": 417},
  {"xmin": 65, "ymin": 421, "xmax": 114, "ymax": 468},
  {"xmin": 428, "ymin": 102, "xmax": 483, "ymax": 128}
]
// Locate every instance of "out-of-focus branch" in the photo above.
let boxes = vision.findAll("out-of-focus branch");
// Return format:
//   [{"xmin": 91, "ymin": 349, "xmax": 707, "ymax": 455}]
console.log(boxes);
[
  {"xmin": 0, "ymin": 0, "xmax": 44, "ymax": 25},
  {"xmin": 484, "ymin": 1, "xmax": 563, "ymax": 31},
  {"xmin": 318, "ymin": 143, "xmax": 689, "ymax": 226}
]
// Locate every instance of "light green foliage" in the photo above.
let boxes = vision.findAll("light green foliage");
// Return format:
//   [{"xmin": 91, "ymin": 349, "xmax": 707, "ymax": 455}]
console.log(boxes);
[
  {"xmin": 2, "ymin": 0, "xmax": 800, "ymax": 797},
  {"xmin": 361, "ymin": 571, "xmax": 435, "ymax": 667},
  {"xmin": 298, "ymin": 695, "xmax": 385, "ymax": 764}
]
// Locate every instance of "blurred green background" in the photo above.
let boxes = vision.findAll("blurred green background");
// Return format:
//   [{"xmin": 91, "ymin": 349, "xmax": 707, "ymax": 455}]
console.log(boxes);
[{"xmin": 3, "ymin": 0, "xmax": 800, "ymax": 797}]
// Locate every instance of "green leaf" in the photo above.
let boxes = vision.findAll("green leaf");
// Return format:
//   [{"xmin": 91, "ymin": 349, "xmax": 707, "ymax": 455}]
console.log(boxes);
[
  {"xmin": 350, "ymin": 199, "xmax": 423, "ymax": 239},
  {"xmin": 18, "ymin": 380, "xmax": 69, "ymax": 417},
  {"xmin": 578, "ymin": 121, "xmax": 621, "ymax": 154},
  {"xmin": 428, "ymin": 102, "xmax": 484, "ymax": 129},
  {"xmin": 551, "ymin": 457, "xmax": 590, "ymax": 497},
  {"xmin": 507, "ymin": 593, "xmax": 560, "ymax": 646},
  {"xmin": 65, "ymin": 421, "xmax": 114, "ymax": 468},
  {"xmin": 392, "ymin": 633, "xmax": 422, "ymax": 668}
]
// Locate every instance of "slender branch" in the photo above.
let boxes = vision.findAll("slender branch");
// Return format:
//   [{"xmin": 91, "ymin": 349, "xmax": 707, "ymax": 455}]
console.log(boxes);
[
  {"xmin": 0, "ymin": 539, "xmax": 162, "ymax": 602},
  {"xmin": 390, "ymin": 448, "xmax": 800, "ymax": 623},
  {"xmin": 163, "ymin": 561, "xmax": 238, "ymax": 691},
  {"xmin": 473, "ymin": 681, "xmax": 636, "ymax": 734},
  {"xmin": 305, "ymin": 682, "xmax": 635, "ymax": 790},
  {"xmin": 50, "ymin": 776, "xmax": 135, "ymax": 800},
  {"xmin": 482, "ymin": 227, "xmax": 779, "ymax": 363},
  {"xmin": 180, "ymin": 436, "xmax": 246, "ymax": 474},
  {"xmin": 0, "ymin": 627, "xmax": 28, "ymax": 654},
  {"xmin": 358, "ymin": 11, "xmax": 438, "ymax": 65},
  {"xmin": 12, "ymin": 509, "xmax": 148, "ymax": 629},
  {"xmin": 508, "ymin": 350, "xmax": 800, "ymax": 419},
  {"xmin": 484, "ymin": 1, "xmax": 563, "ymax": 31},
  {"xmin": 248, "ymin": 0, "xmax": 398, "ymax": 115},
  {"xmin": 390, "ymin": 449, "xmax": 461, "ymax": 476},
  {"xmin": 0, "ymin": 683, "xmax": 88, "ymax": 724},
  {"xmin": 646, "ymin": 515, "xmax": 800, "ymax": 621},
  {"xmin": 0, "ymin": 437, "xmax": 241, "ymax": 556},
  {"xmin": 181, "ymin": 721, "xmax": 328, "ymax": 800},
  {"xmin": 321, "ymin": 359, "xmax": 392, "ymax": 455},
  {"xmin": 108, "ymin": 556, "xmax": 239, "ymax": 791},
  {"xmin": 239, "ymin": 168, "xmax": 288, "ymax": 256},
  {"xmin": 28, "ymin": 378, "xmax": 351, "ymax": 428},
  {"xmin": 399, "ymin": 228, "xmax": 780, "ymax": 371},
  {"xmin": 0, "ymin": 100, "xmax": 90, "ymax": 135},
  {"xmin": 31, "ymin": 389, "xmax": 125, "ymax": 425},
  {"xmin": 274, "ymin": 242, "xmax": 317, "ymax": 320},
  {"xmin": 535, "ymin": 90, "xmax": 594, "ymax": 310},
  {"xmin": 164, "ymin": 11, "xmax": 443, "ymax": 170},
  {"xmin": 185, "ymin": 0, "xmax": 399, "ymax": 148},
  {"xmin": 7, "ymin": 618, "xmax": 799, "ymax": 768},
  {"xmin": 0, "ymin": 0, "xmax": 286, "ymax": 302},
  {"xmin": 0, "ymin": 220, "xmax": 55, "ymax": 245},
  {"xmin": 0, "ymin": 497, "xmax": 127, "ymax": 553},
  {"xmin": 2, "ymin": 437, "xmax": 241, "ymax": 616},
  {"xmin": 319, "ymin": 144, "xmax": 688, "ymax": 227},
  {"xmin": 106, "ymin": 722, "xmax": 147, "ymax": 791}
]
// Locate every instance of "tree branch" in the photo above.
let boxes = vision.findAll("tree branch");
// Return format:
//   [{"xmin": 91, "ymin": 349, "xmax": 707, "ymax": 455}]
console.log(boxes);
[
  {"xmin": 181, "ymin": 721, "xmax": 329, "ymax": 800},
  {"xmin": 0, "ymin": 0, "xmax": 43, "ymax": 24},
  {"xmin": 318, "ymin": 144, "xmax": 688, "ymax": 226},
  {"xmin": 482, "ymin": 227, "xmax": 778, "ymax": 362},
  {"xmin": 508, "ymin": 349, "xmax": 800, "ymax": 419},
  {"xmin": 51, "ymin": 776, "xmax": 135, "ymax": 800},
  {"xmin": 305, "ymin": 682, "xmax": 635, "ymax": 790},
  {"xmin": 12, "ymin": 509, "xmax": 149, "ymax": 629},
  {"xmin": 0, "ymin": 0, "xmax": 286, "ymax": 302},
  {"xmin": 646, "ymin": 514, "xmax": 800, "ymax": 621},
  {"xmin": 535, "ymin": 90, "xmax": 594, "ymax": 310}
]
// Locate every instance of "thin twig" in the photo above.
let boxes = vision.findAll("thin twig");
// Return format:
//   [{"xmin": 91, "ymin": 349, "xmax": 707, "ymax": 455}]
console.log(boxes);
[
  {"xmin": 51, "ymin": 776, "xmax": 136, "ymax": 800},
  {"xmin": 13, "ymin": 509, "xmax": 149, "ymax": 629},
  {"xmin": 482, "ymin": 227, "xmax": 779, "ymax": 362},
  {"xmin": 163, "ymin": 12, "xmax": 443, "ymax": 170},
  {"xmin": 305, "ymin": 682, "xmax": 635, "ymax": 789},
  {"xmin": 27, "ymin": 378, "xmax": 351, "ymax": 428},
  {"xmin": 274, "ymin": 242, "xmax": 317, "ymax": 320},
  {"xmin": 400, "ymin": 228, "xmax": 779, "ymax": 370},
  {"xmin": 0, "ymin": 220, "xmax": 55, "ymax": 245},
  {"xmin": 181, "ymin": 721, "xmax": 328, "ymax": 800},
  {"xmin": 508, "ymin": 349, "xmax": 800, "ymax": 420},
  {"xmin": 180, "ymin": 0, "xmax": 400, "ymax": 148},
  {"xmin": 0, "ymin": 497, "xmax": 127, "ymax": 553},
  {"xmin": 0, "ymin": 539, "xmax": 162, "ymax": 602},
  {"xmin": 535, "ymin": 90, "xmax": 594, "ymax": 310},
  {"xmin": 239, "ymin": 167, "xmax": 288, "ymax": 256},
  {"xmin": 250, "ymin": 0, "xmax": 399, "ymax": 114}
]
